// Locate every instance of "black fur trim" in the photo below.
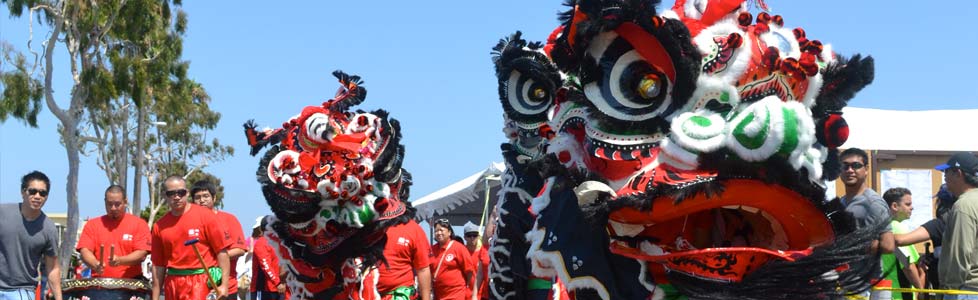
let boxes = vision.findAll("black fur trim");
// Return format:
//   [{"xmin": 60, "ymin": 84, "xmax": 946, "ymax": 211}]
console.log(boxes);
[
  {"xmin": 821, "ymin": 148, "xmax": 843, "ymax": 181},
  {"xmin": 492, "ymin": 31, "xmax": 561, "ymax": 124},
  {"xmin": 328, "ymin": 70, "xmax": 367, "ymax": 112},
  {"xmin": 811, "ymin": 55, "xmax": 874, "ymax": 118}
]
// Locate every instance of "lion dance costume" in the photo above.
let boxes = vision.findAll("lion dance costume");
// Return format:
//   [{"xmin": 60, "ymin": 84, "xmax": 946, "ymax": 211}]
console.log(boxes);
[
  {"xmin": 245, "ymin": 71, "xmax": 416, "ymax": 299},
  {"xmin": 488, "ymin": 0, "xmax": 880, "ymax": 299}
]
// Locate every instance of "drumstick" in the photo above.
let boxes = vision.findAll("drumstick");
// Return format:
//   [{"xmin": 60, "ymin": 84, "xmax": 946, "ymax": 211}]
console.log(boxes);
[
  {"xmin": 184, "ymin": 238, "xmax": 221, "ymax": 291},
  {"xmin": 99, "ymin": 244, "xmax": 105, "ymax": 270},
  {"xmin": 109, "ymin": 245, "xmax": 115, "ymax": 265}
]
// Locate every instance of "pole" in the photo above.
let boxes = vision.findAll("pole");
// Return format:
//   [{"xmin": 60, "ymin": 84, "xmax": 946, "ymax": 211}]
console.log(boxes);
[{"xmin": 185, "ymin": 238, "xmax": 220, "ymax": 299}]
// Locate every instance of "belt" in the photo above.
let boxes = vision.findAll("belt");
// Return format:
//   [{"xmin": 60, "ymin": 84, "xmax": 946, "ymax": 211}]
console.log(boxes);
[
  {"xmin": 385, "ymin": 286, "xmax": 416, "ymax": 300},
  {"xmin": 166, "ymin": 267, "xmax": 223, "ymax": 287}
]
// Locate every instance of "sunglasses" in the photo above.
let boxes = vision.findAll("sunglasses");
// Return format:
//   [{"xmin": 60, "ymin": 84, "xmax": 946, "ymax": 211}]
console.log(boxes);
[
  {"xmin": 165, "ymin": 189, "xmax": 188, "ymax": 198},
  {"xmin": 842, "ymin": 162, "xmax": 865, "ymax": 170},
  {"xmin": 465, "ymin": 233, "xmax": 480, "ymax": 238},
  {"xmin": 26, "ymin": 188, "xmax": 49, "ymax": 197}
]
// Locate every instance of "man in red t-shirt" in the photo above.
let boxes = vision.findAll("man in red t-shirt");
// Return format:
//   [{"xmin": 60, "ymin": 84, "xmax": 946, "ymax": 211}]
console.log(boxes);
[
  {"xmin": 376, "ymin": 219, "xmax": 432, "ymax": 300},
  {"xmin": 77, "ymin": 185, "xmax": 151, "ymax": 279},
  {"xmin": 250, "ymin": 216, "xmax": 285, "ymax": 300},
  {"xmin": 191, "ymin": 180, "xmax": 248, "ymax": 300},
  {"xmin": 462, "ymin": 223, "xmax": 490, "ymax": 300},
  {"xmin": 150, "ymin": 176, "xmax": 231, "ymax": 300}
]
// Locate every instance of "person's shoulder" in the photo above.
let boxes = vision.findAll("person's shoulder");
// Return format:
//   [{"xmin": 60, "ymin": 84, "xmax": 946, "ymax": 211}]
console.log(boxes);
[{"xmin": 217, "ymin": 210, "xmax": 242, "ymax": 224}]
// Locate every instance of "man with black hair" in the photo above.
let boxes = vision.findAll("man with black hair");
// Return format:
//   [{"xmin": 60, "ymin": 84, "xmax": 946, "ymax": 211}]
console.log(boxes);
[
  {"xmin": 838, "ymin": 148, "xmax": 894, "ymax": 299},
  {"xmin": 190, "ymin": 180, "xmax": 247, "ymax": 300},
  {"xmin": 0, "ymin": 171, "xmax": 62, "ymax": 300},
  {"xmin": 76, "ymin": 185, "xmax": 151, "ymax": 279},
  {"xmin": 882, "ymin": 187, "xmax": 924, "ymax": 299},
  {"xmin": 936, "ymin": 152, "xmax": 978, "ymax": 298},
  {"xmin": 839, "ymin": 148, "xmax": 895, "ymax": 255}
]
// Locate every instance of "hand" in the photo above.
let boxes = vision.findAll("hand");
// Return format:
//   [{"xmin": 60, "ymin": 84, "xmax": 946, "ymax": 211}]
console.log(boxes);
[
  {"xmin": 277, "ymin": 283, "xmax": 286, "ymax": 294},
  {"xmin": 216, "ymin": 284, "xmax": 229, "ymax": 299},
  {"xmin": 91, "ymin": 262, "xmax": 104, "ymax": 275},
  {"xmin": 108, "ymin": 257, "xmax": 122, "ymax": 267}
]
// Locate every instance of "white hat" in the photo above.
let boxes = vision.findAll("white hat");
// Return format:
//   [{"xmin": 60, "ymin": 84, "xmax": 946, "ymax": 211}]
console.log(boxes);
[
  {"xmin": 463, "ymin": 221, "xmax": 481, "ymax": 234},
  {"xmin": 252, "ymin": 216, "xmax": 266, "ymax": 230}
]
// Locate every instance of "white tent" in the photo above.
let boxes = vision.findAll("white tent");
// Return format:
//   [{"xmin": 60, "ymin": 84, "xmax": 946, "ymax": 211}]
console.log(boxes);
[
  {"xmin": 411, "ymin": 162, "xmax": 505, "ymax": 224},
  {"xmin": 842, "ymin": 107, "xmax": 978, "ymax": 151}
]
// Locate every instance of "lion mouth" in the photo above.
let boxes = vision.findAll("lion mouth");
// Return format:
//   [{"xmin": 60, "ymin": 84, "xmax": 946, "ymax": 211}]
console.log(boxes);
[{"xmin": 606, "ymin": 179, "xmax": 833, "ymax": 282}]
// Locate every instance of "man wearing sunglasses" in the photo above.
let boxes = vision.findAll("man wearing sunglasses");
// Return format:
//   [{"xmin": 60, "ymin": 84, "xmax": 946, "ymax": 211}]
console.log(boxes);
[
  {"xmin": 936, "ymin": 152, "xmax": 978, "ymax": 299},
  {"xmin": 150, "ymin": 175, "xmax": 232, "ymax": 300},
  {"xmin": 838, "ymin": 148, "xmax": 894, "ymax": 285},
  {"xmin": 0, "ymin": 171, "xmax": 63, "ymax": 300}
]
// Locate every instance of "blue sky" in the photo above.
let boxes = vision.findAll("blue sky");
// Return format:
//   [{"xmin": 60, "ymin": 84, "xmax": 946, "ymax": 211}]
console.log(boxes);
[{"xmin": 2, "ymin": 0, "xmax": 976, "ymax": 236}]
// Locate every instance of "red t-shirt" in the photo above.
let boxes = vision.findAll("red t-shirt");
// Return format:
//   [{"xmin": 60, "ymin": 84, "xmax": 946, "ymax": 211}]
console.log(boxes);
[
  {"xmin": 151, "ymin": 204, "xmax": 230, "ymax": 269},
  {"xmin": 250, "ymin": 236, "xmax": 281, "ymax": 293},
  {"xmin": 467, "ymin": 246, "xmax": 490, "ymax": 300},
  {"xmin": 216, "ymin": 210, "xmax": 247, "ymax": 293},
  {"xmin": 431, "ymin": 240, "xmax": 473, "ymax": 300},
  {"xmin": 76, "ymin": 213, "xmax": 151, "ymax": 278},
  {"xmin": 376, "ymin": 220, "xmax": 431, "ymax": 294}
]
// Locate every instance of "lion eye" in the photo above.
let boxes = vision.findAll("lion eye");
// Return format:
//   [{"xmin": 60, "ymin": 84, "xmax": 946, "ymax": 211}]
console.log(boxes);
[{"xmin": 637, "ymin": 74, "xmax": 662, "ymax": 99}]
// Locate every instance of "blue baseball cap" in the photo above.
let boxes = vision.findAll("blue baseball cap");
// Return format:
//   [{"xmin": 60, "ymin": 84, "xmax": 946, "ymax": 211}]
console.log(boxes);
[{"xmin": 936, "ymin": 152, "xmax": 978, "ymax": 175}]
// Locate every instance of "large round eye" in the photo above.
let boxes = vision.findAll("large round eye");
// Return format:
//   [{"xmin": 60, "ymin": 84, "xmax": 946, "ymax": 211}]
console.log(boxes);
[
  {"xmin": 505, "ymin": 66, "xmax": 553, "ymax": 116},
  {"xmin": 494, "ymin": 33, "xmax": 560, "ymax": 124},
  {"xmin": 582, "ymin": 31, "xmax": 674, "ymax": 122}
]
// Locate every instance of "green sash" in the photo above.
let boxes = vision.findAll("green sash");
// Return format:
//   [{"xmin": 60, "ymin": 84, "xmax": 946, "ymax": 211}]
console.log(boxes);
[
  {"xmin": 166, "ymin": 267, "xmax": 222, "ymax": 287},
  {"xmin": 385, "ymin": 286, "xmax": 416, "ymax": 300}
]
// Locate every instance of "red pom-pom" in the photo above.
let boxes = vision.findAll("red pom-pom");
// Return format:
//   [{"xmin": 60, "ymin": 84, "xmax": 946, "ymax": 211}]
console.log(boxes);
[{"xmin": 818, "ymin": 113, "xmax": 849, "ymax": 148}]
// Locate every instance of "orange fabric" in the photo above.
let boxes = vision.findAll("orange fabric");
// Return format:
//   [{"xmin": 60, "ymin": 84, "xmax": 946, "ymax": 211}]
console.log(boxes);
[
  {"xmin": 164, "ymin": 273, "xmax": 212, "ymax": 300},
  {"xmin": 431, "ymin": 241, "xmax": 473, "ymax": 300},
  {"xmin": 216, "ymin": 211, "xmax": 247, "ymax": 294},
  {"xmin": 151, "ymin": 204, "xmax": 230, "ymax": 269},
  {"xmin": 76, "ymin": 213, "xmax": 151, "ymax": 279},
  {"xmin": 376, "ymin": 220, "xmax": 431, "ymax": 294},
  {"xmin": 250, "ymin": 236, "xmax": 282, "ymax": 293}
]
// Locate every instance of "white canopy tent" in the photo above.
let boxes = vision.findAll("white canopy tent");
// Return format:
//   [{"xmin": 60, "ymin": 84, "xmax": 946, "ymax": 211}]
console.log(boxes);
[
  {"xmin": 842, "ymin": 107, "xmax": 978, "ymax": 151},
  {"xmin": 411, "ymin": 162, "xmax": 506, "ymax": 225}
]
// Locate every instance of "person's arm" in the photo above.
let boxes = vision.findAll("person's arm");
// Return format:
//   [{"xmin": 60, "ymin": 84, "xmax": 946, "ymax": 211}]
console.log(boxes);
[
  {"xmin": 895, "ymin": 227, "xmax": 931, "ymax": 246},
  {"xmin": 228, "ymin": 248, "xmax": 246, "ymax": 259},
  {"xmin": 44, "ymin": 254, "xmax": 62, "ymax": 300},
  {"xmin": 109, "ymin": 249, "xmax": 149, "ymax": 266},
  {"xmin": 216, "ymin": 249, "xmax": 231, "ymax": 298},
  {"xmin": 878, "ymin": 231, "xmax": 895, "ymax": 254},
  {"xmin": 151, "ymin": 266, "xmax": 166, "ymax": 300},
  {"xmin": 902, "ymin": 262, "xmax": 924, "ymax": 289},
  {"xmin": 417, "ymin": 266, "xmax": 432, "ymax": 300},
  {"xmin": 79, "ymin": 248, "xmax": 104, "ymax": 274}
]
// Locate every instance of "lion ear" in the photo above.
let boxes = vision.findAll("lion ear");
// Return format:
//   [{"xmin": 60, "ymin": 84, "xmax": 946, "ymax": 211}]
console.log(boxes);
[{"xmin": 811, "ymin": 55, "xmax": 874, "ymax": 117}]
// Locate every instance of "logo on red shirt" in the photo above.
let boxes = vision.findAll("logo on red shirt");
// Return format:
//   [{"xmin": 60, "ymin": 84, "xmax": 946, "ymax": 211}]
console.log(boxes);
[
  {"xmin": 188, "ymin": 228, "xmax": 201, "ymax": 238},
  {"xmin": 397, "ymin": 237, "xmax": 410, "ymax": 246}
]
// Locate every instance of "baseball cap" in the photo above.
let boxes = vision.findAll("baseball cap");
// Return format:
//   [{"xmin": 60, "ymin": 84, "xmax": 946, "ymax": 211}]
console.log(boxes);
[
  {"xmin": 935, "ymin": 152, "xmax": 978, "ymax": 175},
  {"xmin": 463, "ymin": 221, "xmax": 481, "ymax": 234}
]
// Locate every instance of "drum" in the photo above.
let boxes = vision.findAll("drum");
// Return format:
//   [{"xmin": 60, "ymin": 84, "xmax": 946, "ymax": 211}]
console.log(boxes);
[{"xmin": 62, "ymin": 278, "xmax": 150, "ymax": 300}]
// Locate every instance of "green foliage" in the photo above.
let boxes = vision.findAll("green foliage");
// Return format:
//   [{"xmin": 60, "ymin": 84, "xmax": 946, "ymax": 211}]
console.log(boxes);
[{"xmin": 0, "ymin": 42, "xmax": 43, "ymax": 127}]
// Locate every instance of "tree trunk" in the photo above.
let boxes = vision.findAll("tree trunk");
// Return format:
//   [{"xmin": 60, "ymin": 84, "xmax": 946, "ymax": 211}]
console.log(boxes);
[
  {"xmin": 60, "ymin": 124, "xmax": 81, "ymax": 274},
  {"xmin": 118, "ymin": 101, "xmax": 129, "ymax": 190},
  {"xmin": 133, "ymin": 105, "xmax": 145, "ymax": 214}
]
